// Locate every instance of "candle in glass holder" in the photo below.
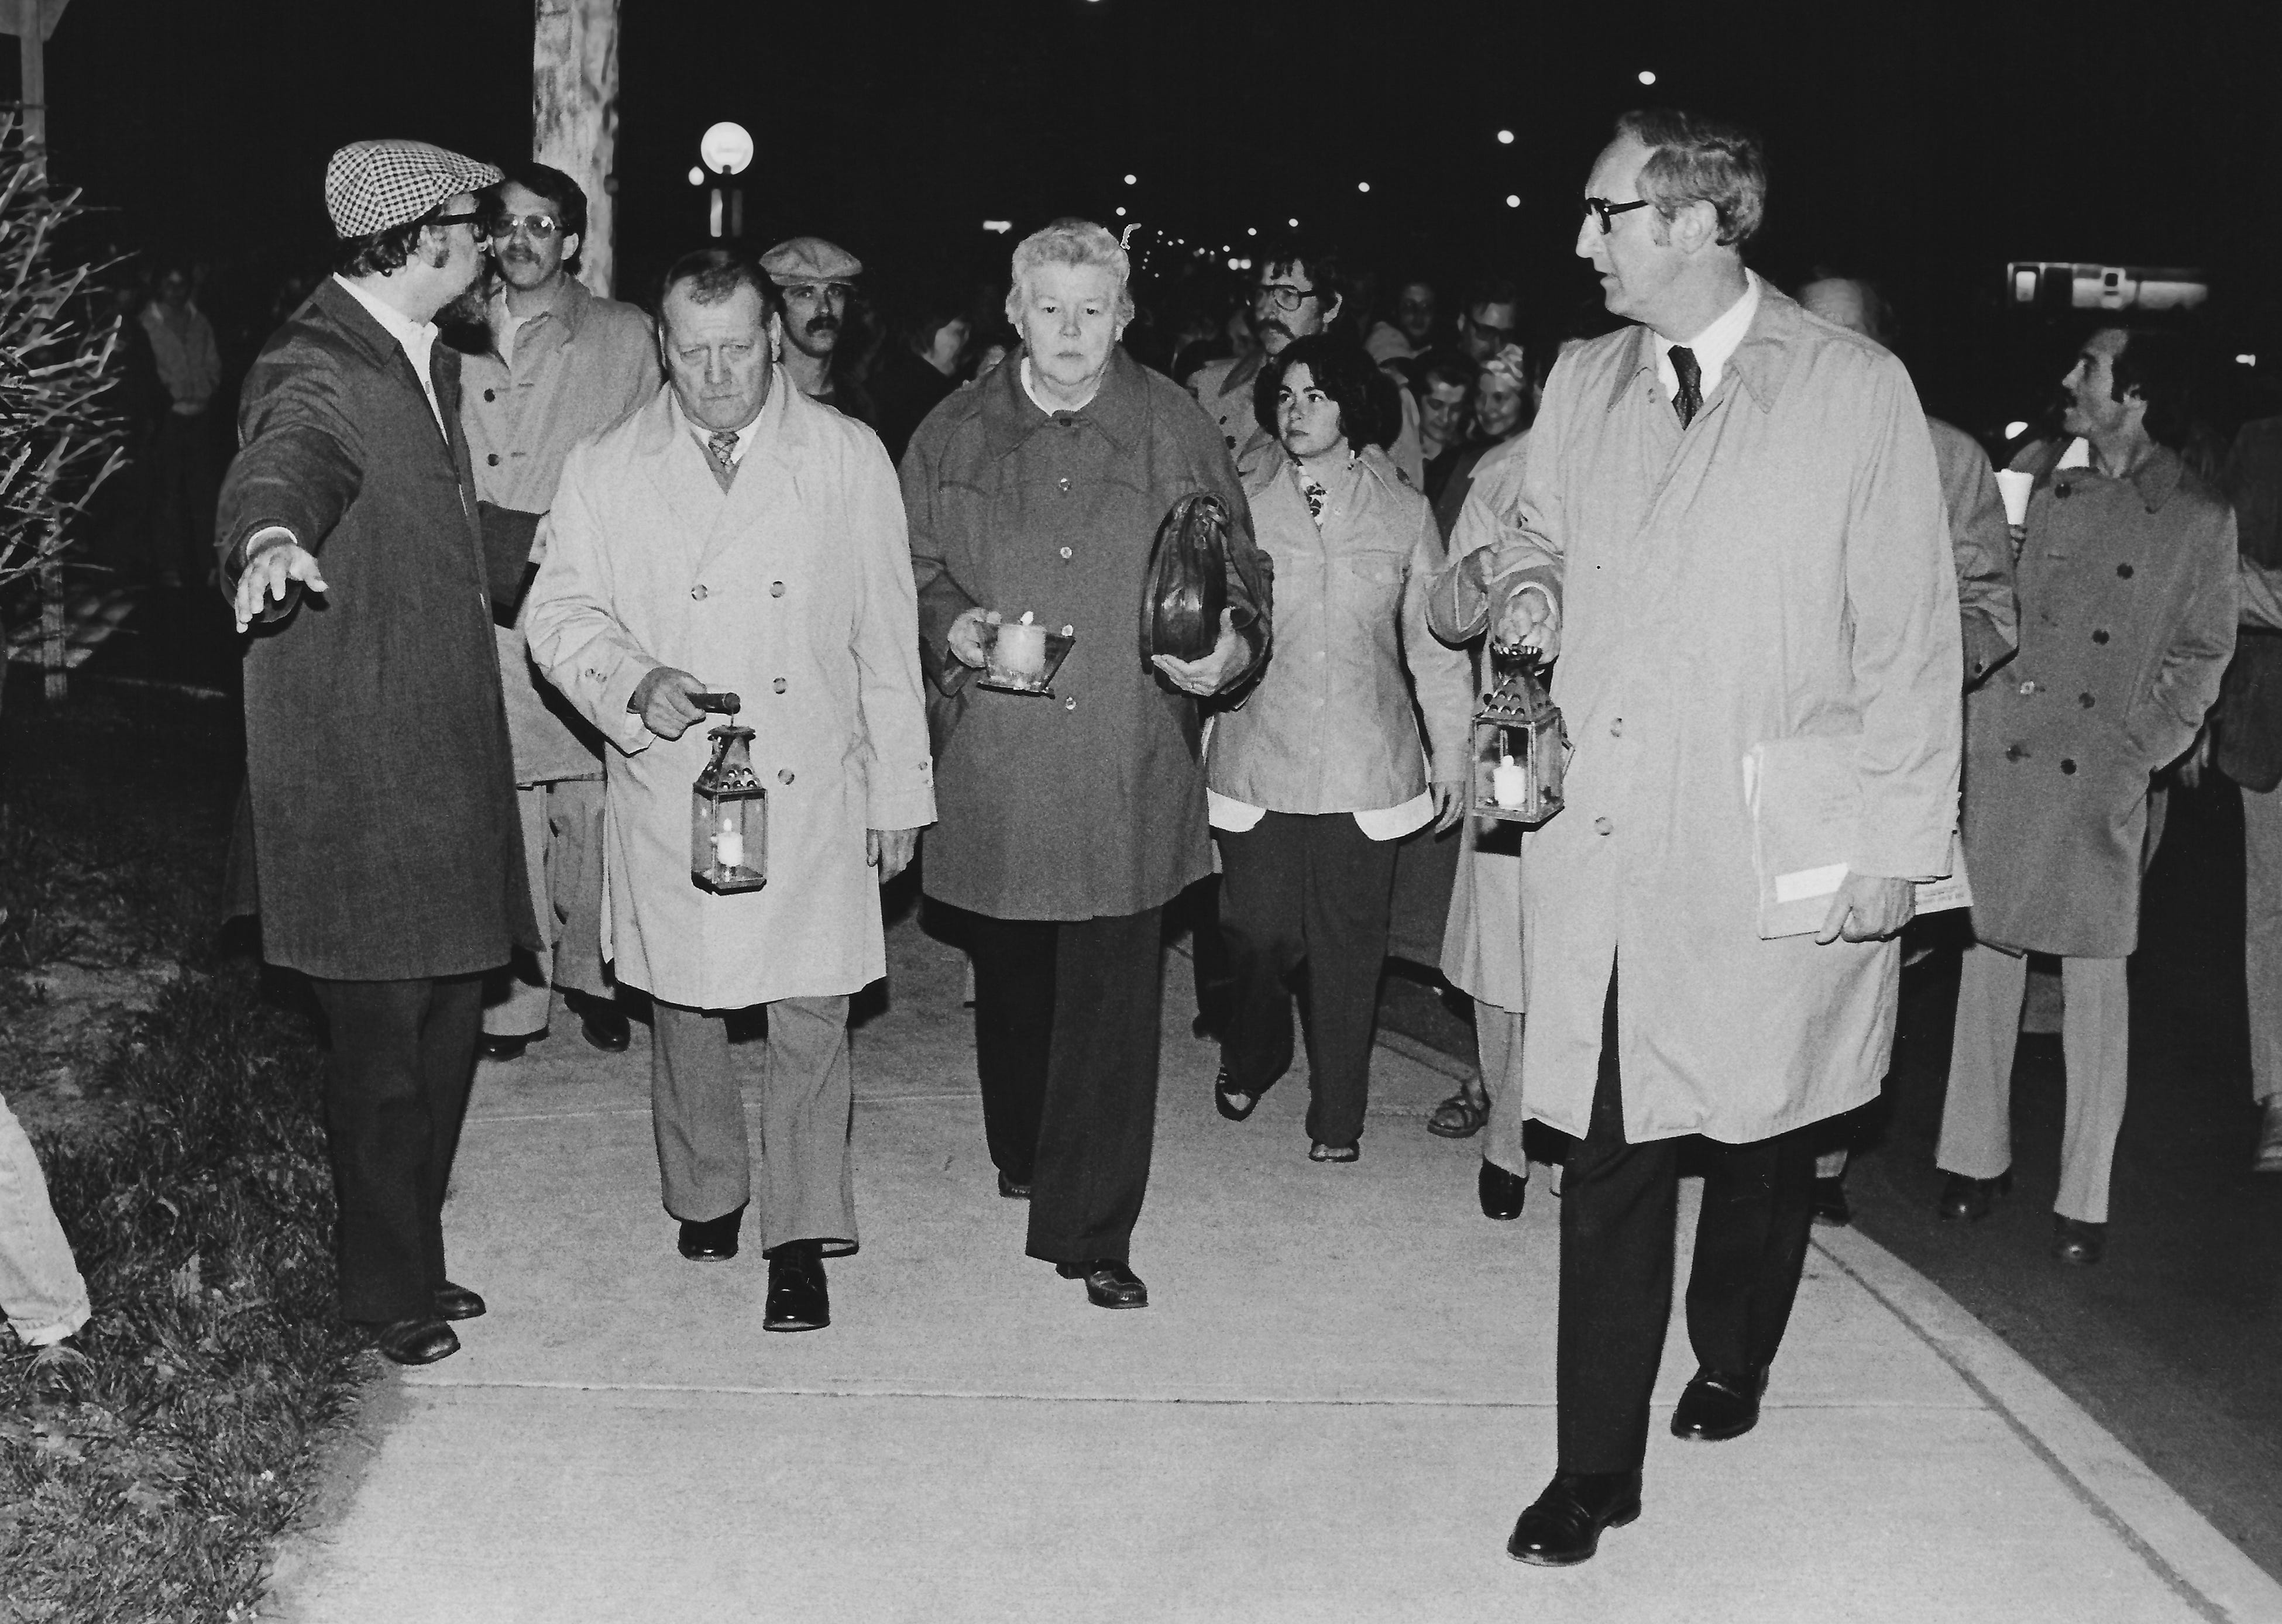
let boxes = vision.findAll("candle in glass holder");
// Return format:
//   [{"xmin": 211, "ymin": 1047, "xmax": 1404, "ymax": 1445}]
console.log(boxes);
[
  {"xmin": 714, "ymin": 825, "xmax": 745, "ymax": 871},
  {"xmin": 1492, "ymin": 753, "xmax": 1528, "ymax": 808},
  {"xmin": 996, "ymin": 618, "xmax": 1048, "ymax": 679}
]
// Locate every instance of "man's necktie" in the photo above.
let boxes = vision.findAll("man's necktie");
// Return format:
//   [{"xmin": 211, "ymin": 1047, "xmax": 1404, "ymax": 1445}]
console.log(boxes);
[
  {"xmin": 706, "ymin": 430, "xmax": 738, "ymax": 491},
  {"xmin": 1669, "ymin": 345, "xmax": 1703, "ymax": 430}
]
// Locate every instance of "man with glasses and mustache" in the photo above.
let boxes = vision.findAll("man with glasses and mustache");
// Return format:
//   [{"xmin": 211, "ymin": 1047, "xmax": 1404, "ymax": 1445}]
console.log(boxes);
[
  {"xmin": 218, "ymin": 140, "xmax": 541, "ymax": 1368},
  {"xmin": 761, "ymin": 235, "xmax": 875, "ymax": 427},
  {"xmin": 1189, "ymin": 240, "xmax": 1350, "ymax": 480},
  {"xmin": 461, "ymin": 163, "xmax": 661, "ymax": 1067},
  {"xmin": 1451, "ymin": 109, "xmax": 1958, "ymax": 1565}
]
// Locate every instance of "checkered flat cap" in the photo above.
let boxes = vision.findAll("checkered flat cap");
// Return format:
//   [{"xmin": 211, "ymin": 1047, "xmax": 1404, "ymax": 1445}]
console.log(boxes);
[
  {"xmin": 324, "ymin": 139, "xmax": 505, "ymax": 239},
  {"xmin": 759, "ymin": 236, "xmax": 863, "ymax": 284}
]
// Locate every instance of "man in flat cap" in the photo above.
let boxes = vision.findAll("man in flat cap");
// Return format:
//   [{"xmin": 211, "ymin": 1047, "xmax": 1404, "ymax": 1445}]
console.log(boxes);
[
  {"xmin": 218, "ymin": 139, "xmax": 539, "ymax": 1367},
  {"xmin": 760, "ymin": 235, "xmax": 874, "ymax": 426}
]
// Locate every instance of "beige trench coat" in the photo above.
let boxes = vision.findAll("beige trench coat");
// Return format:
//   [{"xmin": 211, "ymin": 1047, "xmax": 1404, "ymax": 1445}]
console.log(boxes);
[
  {"xmin": 524, "ymin": 374, "xmax": 936, "ymax": 1010},
  {"xmin": 1461, "ymin": 287, "xmax": 1961, "ymax": 1144}
]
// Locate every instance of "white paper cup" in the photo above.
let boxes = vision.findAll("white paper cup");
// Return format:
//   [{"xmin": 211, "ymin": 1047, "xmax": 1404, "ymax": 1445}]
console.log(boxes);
[{"xmin": 1994, "ymin": 469, "xmax": 2034, "ymax": 528}]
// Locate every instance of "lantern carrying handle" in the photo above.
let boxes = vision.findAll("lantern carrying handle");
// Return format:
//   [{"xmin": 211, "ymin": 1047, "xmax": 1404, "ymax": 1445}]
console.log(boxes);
[{"xmin": 691, "ymin": 691, "xmax": 743, "ymax": 715}]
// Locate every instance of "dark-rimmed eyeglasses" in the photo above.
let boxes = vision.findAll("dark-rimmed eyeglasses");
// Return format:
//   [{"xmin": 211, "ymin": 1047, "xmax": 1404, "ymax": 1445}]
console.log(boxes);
[
  {"xmin": 431, "ymin": 211, "xmax": 486, "ymax": 231},
  {"xmin": 1252, "ymin": 283, "xmax": 1319, "ymax": 313},
  {"xmin": 486, "ymin": 212, "xmax": 563, "ymax": 240},
  {"xmin": 1582, "ymin": 197, "xmax": 1653, "ymax": 234}
]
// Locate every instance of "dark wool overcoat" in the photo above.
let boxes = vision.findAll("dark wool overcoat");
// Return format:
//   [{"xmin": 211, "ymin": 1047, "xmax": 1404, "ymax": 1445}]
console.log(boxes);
[
  {"xmin": 1962, "ymin": 442, "xmax": 2238, "ymax": 959},
  {"xmin": 216, "ymin": 278, "xmax": 539, "ymax": 981},
  {"xmin": 902, "ymin": 346, "xmax": 1271, "ymax": 921}
]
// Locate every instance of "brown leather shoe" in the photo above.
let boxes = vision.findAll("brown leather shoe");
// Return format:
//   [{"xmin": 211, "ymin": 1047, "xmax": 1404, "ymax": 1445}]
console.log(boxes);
[
  {"xmin": 369, "ymin": 1318, "xmax": 460, "ymax": 1366},
  {"xmin": 1506, "ymin": 1470, "xmax": 1642, "ymax": 1566}
]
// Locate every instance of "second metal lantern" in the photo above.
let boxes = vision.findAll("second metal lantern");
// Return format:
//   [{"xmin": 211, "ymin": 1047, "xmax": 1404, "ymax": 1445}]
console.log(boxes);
[{"xmin": 1468, "ymin": 647, "xmax": 1568, "ymax": 826}]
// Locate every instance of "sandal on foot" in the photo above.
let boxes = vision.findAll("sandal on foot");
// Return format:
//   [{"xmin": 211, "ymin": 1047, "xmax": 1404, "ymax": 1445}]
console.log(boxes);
[
  {"xmin": 1214, "ymin": 1064, "xmax": 1261, "ymax": 1123},
  {"xmin": 1426, "ymin": 1090, "xmax": 1487, "ymax": 1139},
  {"xmin": 1309, "ymin": 1140, "xmax": 1360, "ymax": 1163}
]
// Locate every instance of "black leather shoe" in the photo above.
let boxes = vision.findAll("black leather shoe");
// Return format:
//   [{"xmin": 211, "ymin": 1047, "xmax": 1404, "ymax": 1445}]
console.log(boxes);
[
  {"xmin": 1480, "ymin": 1159, "xmax": 1528, "ymax": 1220},
  {"xmin": 1812, "ymin": 1174, "xmax": 1853, "ymax": 1227},
  {"xmin": 764, "ymin": 1244, "xmax": 830, "ymax": 1331},
  {"xmin": 434, "ymin": 1281, "xmax": 486, "ymax": 1321},
  {"xmin": 2052, "ymin": 1215, "xmax": 2106, "ymax": 1266},
  {"xmin": 1671, "ymin": 1367, "xmax": 1767, "ymax": 1441},
  {"xmin": 677, "ymin": 1207, "xmax": 744, "ymax": 1262},
  {"xmin": 1506, "ymin": 1470, "xmax": 1642, "ymax": 1567},
  {"xmin": 1056, "ymin": 1258, "xmax": 1149, "ymax": 1309},
  {"xmin": 572, "ymin": 993, "xmax": 631, "ymax": 1053},
  {"xmin": 479, "ymin": 1031, "xmax": 539, "ymax": 1062},
  {"xmin": 1214, "ymin": 1064, "xmax": 1260, "ymax": 1123},
  {"xmin": 997, "ymin": 1171, "xmax": 1032, "ymax": 1199},
  {"xmin": 368, "ymin": 1317, "xmax": 460, "ymax": 1366},
  {"xmin": 1937, "ymin": 1169, "xmax": 2012, "ymax": 1222}
]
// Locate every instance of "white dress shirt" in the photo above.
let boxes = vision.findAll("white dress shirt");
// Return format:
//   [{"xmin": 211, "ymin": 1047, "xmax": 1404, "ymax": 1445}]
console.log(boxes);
[{"xmin": 1654, "ymin": 269, "xmax": 1762, "ymax": 407}]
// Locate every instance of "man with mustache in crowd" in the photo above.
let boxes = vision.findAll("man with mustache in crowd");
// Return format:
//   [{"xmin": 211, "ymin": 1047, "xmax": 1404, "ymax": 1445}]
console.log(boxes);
[
  {"xmin": 219, "ymin": 140, "xmax": 538, "ymax": 1366},
  {"xmin": 761, "ymin": 235, "xmax": 875, "ymax": 428},
  {"xmin": 462, "ymin": 163, "xmax": 661, "ymax": 1067}
]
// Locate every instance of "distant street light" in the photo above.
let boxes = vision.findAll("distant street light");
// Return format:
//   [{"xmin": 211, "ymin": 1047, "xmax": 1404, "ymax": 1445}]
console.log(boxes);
[
  {"xmin": 1247, "ymin": 226, "xmax": 1257, "ymax": 236},
  {"xmin": 1115, "ymin": 206, "xmax": 1128, "ymax": 217},
  {"xmin": 1637, "ymin": 69, "xmax": 1656, "ymax": 85},
  {"xmin": 1356, "ymin": 181, "xmax": 1370, "ymax": 193},
  {"xmin": 1123, "ymin": 173, "xmax": 1137, "ymax": 185},
  {"xmin": 1505, "ymin": 194, "xmax": 1520, "ymax": 208},
  {"xmin": 982, "ymin": 219, "xmax": 1012, "ymax": 233},
  {"xmin": 686, "ymin": 166, "xmax": 704, "ymax": 186},
  {"xmin": 1497, "ymin": 129, "xmax": 1514, "ymax": 144},
  {"xmin": 1287, "ymin": 217, "xmax": 1298, "ymax": 227},
  {"xmin": 700, "ymin": 121, "xmax": 754, "ymax": 176}
]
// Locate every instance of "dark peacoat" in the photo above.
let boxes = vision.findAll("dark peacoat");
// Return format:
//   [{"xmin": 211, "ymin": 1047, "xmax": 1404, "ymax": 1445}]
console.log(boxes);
[
  {"xmin": 216, "ymin": 278, "xmax": 538, "ymax": 982},
  {"xmin": 903, "ymin": 346, "xmax": 1271, "ymax": 921},
  {"xmin": 1961, "ymin": 442, "xmax": 2238, "ymax": 958}
]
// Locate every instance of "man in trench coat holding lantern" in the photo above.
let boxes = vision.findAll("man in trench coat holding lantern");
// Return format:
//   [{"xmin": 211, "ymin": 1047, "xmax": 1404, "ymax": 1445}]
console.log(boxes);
[
  {"xmin": 1456, "ymin": 111, "xmax": 1961, "ymax": 1565},
  {"xmin": 525, "ymin": 248, "xmax": 933, "ymax": 1333}
]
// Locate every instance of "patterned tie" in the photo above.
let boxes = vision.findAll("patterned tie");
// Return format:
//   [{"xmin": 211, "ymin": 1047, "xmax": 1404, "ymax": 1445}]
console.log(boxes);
[
  {"xmin": 706, "ymin": 430, "xmax": 739, "ymax": 491},
  {"xmin": 1300, "ymin": 472, "xmax": 1328, "ymax": 526},
  {"xmin": 1669, "ymin": 345, "xmax": 1703, "ymax": 429}
]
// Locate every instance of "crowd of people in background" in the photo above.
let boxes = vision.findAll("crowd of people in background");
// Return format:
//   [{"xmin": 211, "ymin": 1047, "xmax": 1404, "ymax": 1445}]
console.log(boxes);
[{"xmin": 11, "ymin": 103, "xmax": 2282, "ymax": 1578}]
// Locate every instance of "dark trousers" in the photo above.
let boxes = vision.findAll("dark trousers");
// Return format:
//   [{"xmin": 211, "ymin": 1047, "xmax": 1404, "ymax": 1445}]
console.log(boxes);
[
  {"xmin": 1217, "ymin": 812, "xmax": 1398, "ymax": 1148},
  {"xmin": 967, "ymin": 906, "xmax": 1165, "ymax": 1264},
  {"xmin": 147, "ymin": 410, "xmax": 218, "ymax": 579},
  {"xmin": 1558, "ymin": 971, "xmax": 1820, "ymax": 1474},
  {"xmin": 310, "ymin": 974, "xmax": 484, "ymax": 1324}
]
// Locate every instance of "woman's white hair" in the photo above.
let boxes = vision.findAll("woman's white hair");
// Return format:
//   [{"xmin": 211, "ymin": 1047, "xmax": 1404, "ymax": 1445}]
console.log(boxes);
[{"xmin": 1005, "ymin": 217, "xmax": 1135, "ymax": 325}]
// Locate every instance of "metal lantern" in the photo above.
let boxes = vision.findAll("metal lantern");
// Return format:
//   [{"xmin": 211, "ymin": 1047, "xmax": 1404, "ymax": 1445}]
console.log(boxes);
[
  {"xmin": 692, "ymin": 703, "xmax": 767, "ymax": 894},
  {"xmin": 1468, "ymin": 647, "xmax": 1568, "ymax": 826}
]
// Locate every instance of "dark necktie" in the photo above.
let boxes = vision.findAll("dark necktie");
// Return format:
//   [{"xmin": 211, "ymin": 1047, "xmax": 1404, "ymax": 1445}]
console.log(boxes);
[
  {"xmin": 1669, "ymin": 345, "xmax": 1703, "ymax": 429},
  {"xmin": 706, "ymin": 430, "xmax": 738, "ymax": 491}
]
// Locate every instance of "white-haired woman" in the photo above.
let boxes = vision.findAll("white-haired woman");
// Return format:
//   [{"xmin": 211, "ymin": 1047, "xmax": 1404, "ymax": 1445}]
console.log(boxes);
[{"xmin": 902, "ymin": 218, "xmax": 1273, "ymax": 1311}]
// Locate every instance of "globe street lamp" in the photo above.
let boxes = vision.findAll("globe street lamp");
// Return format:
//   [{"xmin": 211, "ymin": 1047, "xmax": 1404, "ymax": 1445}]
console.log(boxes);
[{"xmin": 700, "ymin": 121, "xmax": 754, "ymax": 238}]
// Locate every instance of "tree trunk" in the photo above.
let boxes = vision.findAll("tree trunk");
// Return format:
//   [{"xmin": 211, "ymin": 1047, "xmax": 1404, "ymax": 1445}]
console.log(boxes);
[{"xmin": 531, "ymin": 0, "xmax": 618, "ymax": 298}]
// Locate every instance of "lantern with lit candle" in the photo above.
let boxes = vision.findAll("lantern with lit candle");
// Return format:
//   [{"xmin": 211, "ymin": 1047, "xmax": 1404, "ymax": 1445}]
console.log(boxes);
[
  {"xmin": 690, "ymin": 694, "xmax": 766, "ymax": 893},
  {"xmin": 1468, "ymin": 648, "xmax": 1568, "ymax": 825}
]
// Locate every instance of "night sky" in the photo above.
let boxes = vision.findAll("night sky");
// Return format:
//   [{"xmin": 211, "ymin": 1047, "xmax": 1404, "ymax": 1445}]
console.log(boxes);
[{"xmin": 10, "ymin": 0, "xmax": 2280, "ymax": 420}]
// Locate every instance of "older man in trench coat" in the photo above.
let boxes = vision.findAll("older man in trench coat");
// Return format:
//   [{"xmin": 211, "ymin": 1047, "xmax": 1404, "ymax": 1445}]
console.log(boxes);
[
  {"xmin": 905, "ymin": 219, "xmax": 1270, "ymax": 1310},
  {"xmin": 219, "ymin": 140, "xmax": 535, "ymax": 1367},
  {"xmin": 1456, "ymin": 111, "xmax": 1960, "ymax": 1565},
  {"xmin": 527, "ymin": 248, "xmax": 933, "ymax": 1332}
]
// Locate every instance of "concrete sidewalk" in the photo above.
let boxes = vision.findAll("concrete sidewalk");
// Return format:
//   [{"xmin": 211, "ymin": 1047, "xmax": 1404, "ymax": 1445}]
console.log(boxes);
[{"xmin": 268, "ymin": 914, "xmax": 2282, "ymax": 1623}]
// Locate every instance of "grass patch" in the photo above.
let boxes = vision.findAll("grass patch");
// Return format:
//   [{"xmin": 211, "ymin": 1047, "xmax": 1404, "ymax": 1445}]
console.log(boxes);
[{"xmin": 1, "ymin": 676, "xmax": 382, "ymax": 1623}]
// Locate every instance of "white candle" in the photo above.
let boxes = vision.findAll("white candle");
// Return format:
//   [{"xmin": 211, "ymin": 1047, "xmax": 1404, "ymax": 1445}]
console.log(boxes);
[
  {"xmin": 714, "ymin": 825, "xmax": 745, "ymax": 871},
  {"xmin": 996, "ymin": 620, "xmax": 1048, "ymax": 678},
  {"xmin": 1492, "ymin": 755, "xmax": 1528, "ymax": 808}
]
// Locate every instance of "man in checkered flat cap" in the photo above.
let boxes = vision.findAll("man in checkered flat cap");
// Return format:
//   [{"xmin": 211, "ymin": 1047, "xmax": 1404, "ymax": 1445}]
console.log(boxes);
[
  {"xmin": 216, "ymin": 138, "xmax": 543, "ymax": 1368},
  {"xmin": 759, "ymin": 234, "xmax": 875, "ymax": 426}
]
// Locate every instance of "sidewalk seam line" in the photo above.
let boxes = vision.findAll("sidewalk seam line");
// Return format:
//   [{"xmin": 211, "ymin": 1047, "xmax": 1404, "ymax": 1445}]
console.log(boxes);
[
  {"xmin": 395, "ymin": 1380, "xmax": 1989, "ymax": 1410},
  {"xmin": 1811, "ymin": 1234, "xmax": 2238, "ymax": 1624}
]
